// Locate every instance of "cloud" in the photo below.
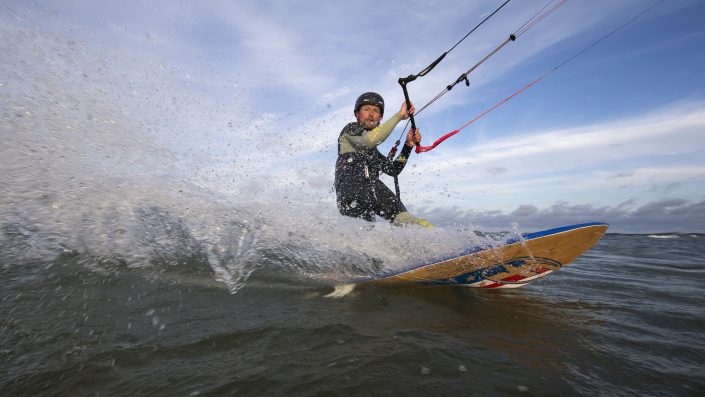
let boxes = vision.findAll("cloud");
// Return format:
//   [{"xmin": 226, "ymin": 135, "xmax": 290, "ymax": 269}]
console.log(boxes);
[
  {"xmin": 398, "ymin": 102, "xmax": 705, "ymax": 210},
  {"xmin": 424, "ymin": 102, "xmax": 705, "ymax": 173},
  {"xmin": 415, "ymin": 199, "xmax": 705, "ymax": 233}
]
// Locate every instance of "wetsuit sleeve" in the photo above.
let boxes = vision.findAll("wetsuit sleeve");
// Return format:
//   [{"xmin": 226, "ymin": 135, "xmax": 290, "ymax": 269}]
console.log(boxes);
[
  {"xmin": 339, "ymin": 113, "xmax": 403, "ymax": 154},
  {"xmin": 380, "ymin": 144, "xmax": 413, "ymax": 177}
]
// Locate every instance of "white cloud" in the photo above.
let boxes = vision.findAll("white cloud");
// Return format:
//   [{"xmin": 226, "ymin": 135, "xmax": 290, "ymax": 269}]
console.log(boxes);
[
  {"xmin": 395, "ymin": 102, "xmax": 705, "ymax": 210},
  {"xmin": 425, "ymin": 103, "xmax": 705, "ymax": 174}
]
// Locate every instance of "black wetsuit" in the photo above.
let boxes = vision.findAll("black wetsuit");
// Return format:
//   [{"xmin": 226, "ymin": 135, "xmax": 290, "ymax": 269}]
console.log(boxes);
[{"xmin": 334, "ymin": 121, "xmax": 413, "ymax": 222}]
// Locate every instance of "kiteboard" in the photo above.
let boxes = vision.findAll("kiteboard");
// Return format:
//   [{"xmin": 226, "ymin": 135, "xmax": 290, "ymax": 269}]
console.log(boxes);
[{"xmin": 326, "ymin": 222, "xmax": 608, "ymax": 296}]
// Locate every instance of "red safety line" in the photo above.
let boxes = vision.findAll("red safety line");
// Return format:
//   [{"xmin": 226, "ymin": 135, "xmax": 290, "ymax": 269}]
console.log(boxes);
[
  {"xmin": 414, "ymin": 129, "xmax": 460, "ymax": 153},
  {"xmin": 415, "ymin": 74, "xmax": 545, "ymax": 154}
]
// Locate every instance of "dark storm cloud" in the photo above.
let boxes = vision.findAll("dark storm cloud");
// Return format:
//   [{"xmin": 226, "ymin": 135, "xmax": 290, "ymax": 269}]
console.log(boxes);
[{"xmin": 415, "ymin": 199, "xmax": 705, "ymax": 233}]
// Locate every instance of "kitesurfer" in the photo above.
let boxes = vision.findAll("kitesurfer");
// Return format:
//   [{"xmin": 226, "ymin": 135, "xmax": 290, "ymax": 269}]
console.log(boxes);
[{"xmin": 334, "ymin": 92, "xmax": 433, "ymax": 227}]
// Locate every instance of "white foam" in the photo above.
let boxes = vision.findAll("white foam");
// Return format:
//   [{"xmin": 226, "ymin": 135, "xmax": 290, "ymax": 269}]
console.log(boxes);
[{"xmin": 323, "ymin": 284, "xmax": 356, "ymax": 298}]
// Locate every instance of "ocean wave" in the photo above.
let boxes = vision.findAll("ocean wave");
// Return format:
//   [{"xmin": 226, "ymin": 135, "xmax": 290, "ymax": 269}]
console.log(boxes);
[{"xmin": 647, "ymin": 235, "xmax": 680, "ymax": 239}]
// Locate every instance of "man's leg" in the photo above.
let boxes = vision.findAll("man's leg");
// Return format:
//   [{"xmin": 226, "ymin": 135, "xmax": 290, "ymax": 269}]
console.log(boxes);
[
  {"xmin": 392, "ymin": 211, "xmax": 434, "ymax": 228},
  {"xmin": 372, "ymin": 180, "xmax": 433, "ymax": 227},
  {"xmin": 337, "ymin": 189, "xmax": 375, "ymax": 222}
]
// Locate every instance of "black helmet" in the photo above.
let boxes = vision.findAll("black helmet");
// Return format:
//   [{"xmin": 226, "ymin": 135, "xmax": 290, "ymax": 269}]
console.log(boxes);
[{"xmin": 354, "ymin": 92, "xmax": 384, "ymax": 116}]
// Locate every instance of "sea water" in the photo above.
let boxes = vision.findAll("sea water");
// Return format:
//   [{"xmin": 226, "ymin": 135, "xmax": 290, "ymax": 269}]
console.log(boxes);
[{"xmin": 3, "ymin": 232, "xmax": 704, "ymax": 396}]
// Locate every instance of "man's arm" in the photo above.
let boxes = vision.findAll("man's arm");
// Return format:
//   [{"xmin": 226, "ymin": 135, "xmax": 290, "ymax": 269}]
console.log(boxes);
[
  {"xmin": 339, "ymin": 113, "xmax": 403, "ymax": 154},
  {"xmin": 380, "ymin": 144, "xmax": 413, "ymax": 177}
]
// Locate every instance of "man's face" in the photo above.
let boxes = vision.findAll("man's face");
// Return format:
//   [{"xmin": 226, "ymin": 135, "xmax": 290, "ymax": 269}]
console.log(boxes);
[{"xmin": 355, "ymin": 105, "xmax": 382, "ymax": 129}]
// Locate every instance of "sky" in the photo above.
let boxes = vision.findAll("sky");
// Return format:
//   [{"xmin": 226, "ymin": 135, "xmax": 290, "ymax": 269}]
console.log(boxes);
[{"xmin": 2, "ymin": 0, "xmax": 705, "ymax": 233}]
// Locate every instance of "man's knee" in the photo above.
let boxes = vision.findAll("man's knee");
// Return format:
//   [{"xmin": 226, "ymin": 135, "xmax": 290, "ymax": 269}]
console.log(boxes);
[{"xmin": 338, "ymin": 200, "xmax": 375, "ymax": 222}]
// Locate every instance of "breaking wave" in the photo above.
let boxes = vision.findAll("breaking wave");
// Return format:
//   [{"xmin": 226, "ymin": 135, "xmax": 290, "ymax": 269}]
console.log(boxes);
[{"xmin": 0, "ymin": 13, "xmax": 496, "ymax": 293}]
